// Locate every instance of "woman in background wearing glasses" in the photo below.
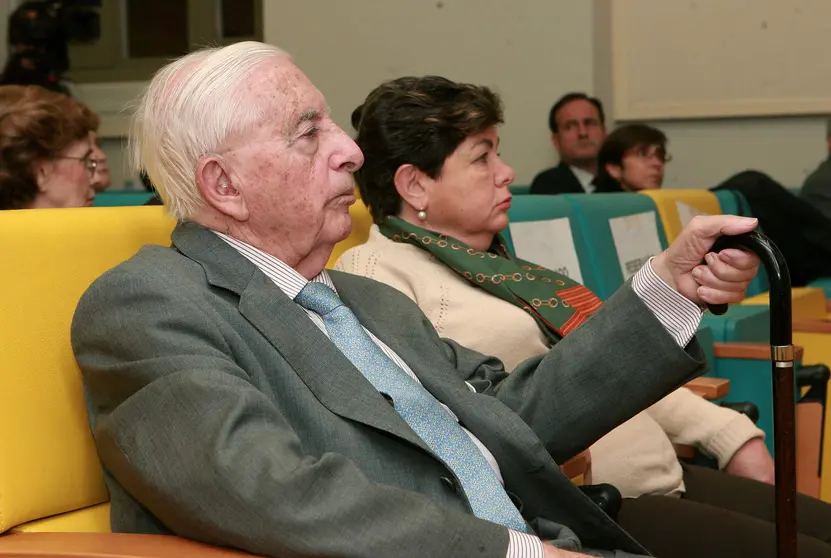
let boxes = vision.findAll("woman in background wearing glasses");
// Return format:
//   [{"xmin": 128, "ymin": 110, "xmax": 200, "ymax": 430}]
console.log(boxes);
[
  {"xmin": 0, "ymin": 84, "xmax": 101, "ymax": 209},
  {"xmin": 592, "ymin": 123, "xmax": 671, "ymax": 192}
]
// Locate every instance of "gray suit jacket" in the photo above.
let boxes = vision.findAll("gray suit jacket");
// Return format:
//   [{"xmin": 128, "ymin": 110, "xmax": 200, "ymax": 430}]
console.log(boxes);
[{"xmin": 71, "ymin": 222, "xmax": 708, "ymax": 558}]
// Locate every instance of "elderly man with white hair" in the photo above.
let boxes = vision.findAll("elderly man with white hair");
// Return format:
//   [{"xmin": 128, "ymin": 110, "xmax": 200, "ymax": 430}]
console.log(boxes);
[{"xmin": 72, "ymin": 42, "xmax": 762, "ymax": 558}]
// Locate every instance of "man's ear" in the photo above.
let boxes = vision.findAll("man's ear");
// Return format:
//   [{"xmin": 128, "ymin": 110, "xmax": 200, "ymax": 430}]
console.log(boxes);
[
  {"xmin": 196, "ymin": 155, "xmax": 248, "ymax": 221},
  {"xmin": 393, "ymin": 163, "xmax": 428, "ymax": 215}
]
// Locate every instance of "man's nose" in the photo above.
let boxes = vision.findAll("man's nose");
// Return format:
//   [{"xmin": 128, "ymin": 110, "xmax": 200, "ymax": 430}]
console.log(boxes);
[{"xmin": 333, "ymin": 132, "xmax": 364, "ymax": 172}]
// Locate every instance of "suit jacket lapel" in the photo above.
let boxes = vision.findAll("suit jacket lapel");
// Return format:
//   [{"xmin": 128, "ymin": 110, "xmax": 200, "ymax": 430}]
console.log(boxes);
[
  {"xmin": 171, "ymin": 223, "xmax": 432, "ymax": 454},
  {"xmin": 333, "ymin": 272, "xmax": 552, "ymax": 475},
  {"xmin": 558, "ymin": 161, "xmax": 586, "ymax": 194}
]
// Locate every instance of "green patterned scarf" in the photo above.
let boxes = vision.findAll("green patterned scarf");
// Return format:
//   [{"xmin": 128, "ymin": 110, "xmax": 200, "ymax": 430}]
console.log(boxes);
[{"xmin": 379, "ymin": 217, "xmax": 603, "ymax": 344}]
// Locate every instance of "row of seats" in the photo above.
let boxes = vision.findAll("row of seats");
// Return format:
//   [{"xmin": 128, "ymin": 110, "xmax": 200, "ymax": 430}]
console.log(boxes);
[
  {"xmin": 331, "ymin": 189, "xmax": 831, "ymax": 498},
  {"xmin": 0, "ymin": 192, "xmax": 827, "ymax": 545}
]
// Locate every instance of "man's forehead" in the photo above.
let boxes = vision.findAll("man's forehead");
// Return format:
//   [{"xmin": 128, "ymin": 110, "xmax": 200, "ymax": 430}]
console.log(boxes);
[
  {"xmin": 559, "ymin": 99, "xmax": 598, "ymax": 120},
  {"xmin": 246, "ymin": 59, "xmax": 326, "ymax": 120}
]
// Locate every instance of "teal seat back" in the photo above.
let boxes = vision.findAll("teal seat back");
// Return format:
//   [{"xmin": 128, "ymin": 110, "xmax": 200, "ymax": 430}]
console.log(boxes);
[
  {"xmin": 700, "ymin": 303, "xmax": 780, "ymax": 452},
  {"xmin": 561, "ymin": 193, "xmax": 668, "ymax": 300},
  {"xmin": 509, "ymin": 184, "xmax": 532, "ymax": 196},
  {"xmin": 92, "ymin": 191, "xmax": 155, "ymax": 207},
  {"xmin": 504, "ymin": 196, "xmax": 593, "ymax": 290},
  {"xmin": 713, "ymin": 190, "xmax": 739, "ymax": 216}
]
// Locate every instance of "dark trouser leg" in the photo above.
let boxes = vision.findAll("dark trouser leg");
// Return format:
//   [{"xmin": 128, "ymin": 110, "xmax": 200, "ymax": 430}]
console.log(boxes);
[
  {"xmin": 617, "ymin": 494, "xmax": 831, "ymax": 558},
  {"xmin": 681, "ymin": 463, "xmax": 831, "ymax": 544}
]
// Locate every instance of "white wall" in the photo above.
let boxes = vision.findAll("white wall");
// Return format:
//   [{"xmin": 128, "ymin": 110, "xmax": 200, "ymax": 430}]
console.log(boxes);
[
  {"xmin": 0, "ymin": 1, "xmax": 819, "ymax": 191},
  {"xmin": 654, "ymin": 117, "xmax": 826, "ymax": 189},
  {"xmin": 263, "ymin": 0, "xmax": 595, "ymax": 186},
  {"xmin": 264, "ymin": 0, "xmax": 827, "ymax": 189}
]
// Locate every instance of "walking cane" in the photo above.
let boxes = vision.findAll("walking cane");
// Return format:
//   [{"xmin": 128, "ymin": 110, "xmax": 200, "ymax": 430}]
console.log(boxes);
[{"xmin": 708, "ymin": 230, "xmax": 797, "ymax": 558}]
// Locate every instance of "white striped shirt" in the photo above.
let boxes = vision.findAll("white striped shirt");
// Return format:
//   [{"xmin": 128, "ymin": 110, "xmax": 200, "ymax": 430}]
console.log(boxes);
[{"xmin": 215, "ymin": 231, "xmax": 700, "ymax": 558}]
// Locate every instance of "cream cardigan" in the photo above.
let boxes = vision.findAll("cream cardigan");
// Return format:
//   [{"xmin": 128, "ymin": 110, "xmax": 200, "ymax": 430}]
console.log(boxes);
[{"xmin": 335, "ymin": 226, "xmax": 764, "ymax": 497}]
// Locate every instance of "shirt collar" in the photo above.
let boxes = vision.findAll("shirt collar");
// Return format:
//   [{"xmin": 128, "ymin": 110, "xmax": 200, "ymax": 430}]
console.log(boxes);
[
  {"xmin": 212, "ymin": 231, "xmax": 336, "ymax": 300},
  {"xmin": 569, "ymin": 165, "xmax": 596, "ymax": 192}
]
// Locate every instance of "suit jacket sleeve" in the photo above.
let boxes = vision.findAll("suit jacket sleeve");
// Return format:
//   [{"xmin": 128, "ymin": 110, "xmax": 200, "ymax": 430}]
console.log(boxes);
[
  {"xmin": 442, "ymin": 281, "xmax": 709, "ymax": 463},
  {"xmin": 71, "ymin": 268, "xmax": 509, "ymax": 558}
]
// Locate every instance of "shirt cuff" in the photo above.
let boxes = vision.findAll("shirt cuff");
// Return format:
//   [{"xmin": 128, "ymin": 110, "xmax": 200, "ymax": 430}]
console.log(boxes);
[
  {"xmin": 506, "ymin": 530, "xmax": 545, "ymax": 558},
  {"xmin": 632, "ymin": 258, "xmax": 703, "ymax": 348}
]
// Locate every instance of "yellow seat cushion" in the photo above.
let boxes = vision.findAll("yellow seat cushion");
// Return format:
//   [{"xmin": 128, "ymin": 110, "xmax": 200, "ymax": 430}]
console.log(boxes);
[
  {"xmin": 640, "ymin": 190, "xmax": 721, "ymax": 244},
  {"xmin": 0, "ymin": 207, "xmax": 175, "ymax": 533},
  {"xmin": 327, "ymin": 199, "xmax": 373, "ymax": 268},
  {"xmin": 741, "ymin": 287, "xmax": 827, "ymax": 321},
  {"xmin": 11, "ymin": 503, "xmax": 111, "ymax": 534}
]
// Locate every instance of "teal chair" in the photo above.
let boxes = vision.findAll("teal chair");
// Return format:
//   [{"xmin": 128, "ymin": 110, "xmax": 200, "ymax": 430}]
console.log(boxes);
[
  {"xmin": 560, "ymin": 193, "xmax": 667, "ymax": 301},
  {"xmin": 504, "ymin": 195, "xmax": 594, "ymax": 292},
  {"xmin": 563, "ymin": 192, "xmax": 794, "ymax": 451},
  {"xmin": 92, "ymin": 191, "xmax": 155, "ymax": 207},
  {"xmin": 509, "ymin": 184, "xmax": 532, "ymax": 196}
]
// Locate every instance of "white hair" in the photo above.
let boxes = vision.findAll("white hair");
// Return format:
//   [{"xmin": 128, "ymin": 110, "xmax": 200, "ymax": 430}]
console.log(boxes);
[{"xmin": 129, "ymin": 41, "xmax": 289, "ymax": 220}]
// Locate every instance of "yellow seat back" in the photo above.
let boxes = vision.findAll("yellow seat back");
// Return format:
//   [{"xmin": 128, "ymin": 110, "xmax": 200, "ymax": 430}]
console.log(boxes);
[
  {"xmin": 327, "ymin": 199, "xmax": 373, "ymax": 268},
  {"xmin": 0, "ymin": 206, "xmax": 175, "ymax": 533},
  {"xmin": 639, "ymin": 190, "xmax": 722, "ymax": 243}
]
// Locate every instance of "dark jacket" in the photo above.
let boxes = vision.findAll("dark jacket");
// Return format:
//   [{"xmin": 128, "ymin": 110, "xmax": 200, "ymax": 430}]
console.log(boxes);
[{"xmin": 530, "ymin": 162, "xmax": 586, "ymax": 195}]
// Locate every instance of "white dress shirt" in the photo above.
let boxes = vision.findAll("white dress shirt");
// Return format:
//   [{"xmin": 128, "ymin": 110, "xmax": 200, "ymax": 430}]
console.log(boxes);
[
  {"xmin": 214, "ymin": 231, "xmax": 702, "ymax": 558},
  {"xmin": 569, "ymin": 165, "xmax": 596, "ymax": 194}
]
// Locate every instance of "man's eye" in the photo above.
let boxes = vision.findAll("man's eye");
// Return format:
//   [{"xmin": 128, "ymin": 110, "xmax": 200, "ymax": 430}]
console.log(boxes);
[
  {"xmin": 302, "ymin": 127, "xmax": 319, "ymax": 138},
  {"xmin": 478, "ymin": 152, "xmax": 489, "ymax": 162}
]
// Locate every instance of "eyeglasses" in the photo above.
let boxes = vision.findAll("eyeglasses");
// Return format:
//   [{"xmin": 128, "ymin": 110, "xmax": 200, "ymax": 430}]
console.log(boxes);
[{"xmin": 53, "ymin": 154, "xmax": 99, "ymax": 178}]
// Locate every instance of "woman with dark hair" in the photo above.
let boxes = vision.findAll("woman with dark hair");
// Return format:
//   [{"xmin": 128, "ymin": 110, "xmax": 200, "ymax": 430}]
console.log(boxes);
[
  {"xmin": 593, "ymin": 124, "xmax": 670, "ymax": 193},
  {"xmin": 335, "ymin": 75, "xmax": 831, "ymax": 558},
  {"xmin": 0, "ymin": 84, "xmax": 100, "ymax": 209}
]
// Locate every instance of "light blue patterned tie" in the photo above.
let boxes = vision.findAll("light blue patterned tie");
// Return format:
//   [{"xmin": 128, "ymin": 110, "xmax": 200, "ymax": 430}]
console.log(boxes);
[{"xmin": 295, "ymin": 281, "xmax": 528, "ymax": 532}]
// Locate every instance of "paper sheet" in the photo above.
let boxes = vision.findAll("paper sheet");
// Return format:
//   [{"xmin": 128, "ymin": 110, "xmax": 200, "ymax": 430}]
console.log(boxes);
[
  {"xmin": 508, "ymin": 218, "xmax": 583, "ymax": 283},
  {"xmin": 609, "ymin": 212, "xmax": 664, "ymax": 280}
]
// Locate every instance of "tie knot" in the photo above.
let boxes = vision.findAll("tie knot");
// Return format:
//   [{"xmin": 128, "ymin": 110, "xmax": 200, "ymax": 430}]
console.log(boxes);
[{"xmin": 295, "ymin": 281, "xmax": 344, "ymax": 315}]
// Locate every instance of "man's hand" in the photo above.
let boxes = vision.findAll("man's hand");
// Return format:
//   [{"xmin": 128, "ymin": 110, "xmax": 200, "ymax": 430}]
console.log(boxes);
[
  {"xmin": 724, "ymin": 437, "xmax": 775, "ymax": 484},
  {"xmin": 651, "ymin": 215, "xmax": 760, "ymax": 306}
]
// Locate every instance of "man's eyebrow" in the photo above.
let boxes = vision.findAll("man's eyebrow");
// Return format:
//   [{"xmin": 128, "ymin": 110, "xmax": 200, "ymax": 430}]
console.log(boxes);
[{"xmin": 293, "ymin": 108, "xmax": 321, "ymax": 132}]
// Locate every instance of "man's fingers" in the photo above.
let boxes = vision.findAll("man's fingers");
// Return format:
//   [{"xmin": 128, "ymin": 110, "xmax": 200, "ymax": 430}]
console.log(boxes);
[
  {"xmin": 716, "ymin": 248, "xmax": 760, "ymax": 271},
  {"xmin": 704, "ymin": 251, "xmax": 760, "ymax": 280},
  {"xmin": 686, "ymin": 215, "xmax": 758, "ymax": 239},
  {"xmin": 698, "ymin": 285, "xmax": 747, "ymax": 305},
  {"xmin": 693, "ymin": 265, "xmax": 751, "ymax": 293}
]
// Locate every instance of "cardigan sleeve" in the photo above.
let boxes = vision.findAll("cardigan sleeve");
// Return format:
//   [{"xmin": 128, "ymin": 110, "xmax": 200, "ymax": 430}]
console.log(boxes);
[{"xmin": 645, "ymin": 387, "xmax": 765, "ymax": 469}]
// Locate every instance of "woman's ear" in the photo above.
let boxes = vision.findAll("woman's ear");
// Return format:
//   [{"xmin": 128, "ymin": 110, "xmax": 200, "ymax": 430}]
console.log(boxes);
[
  {"xmin": 605, "ymin": 162, "xmax": 623, "ymax": 182},
  {"xmin": 393, "ymin": 163, "xmax": 429, "ymax": 214},
  {"xmin": 33, "ymin": 159, "xmax": 53, "ymax": 193}
]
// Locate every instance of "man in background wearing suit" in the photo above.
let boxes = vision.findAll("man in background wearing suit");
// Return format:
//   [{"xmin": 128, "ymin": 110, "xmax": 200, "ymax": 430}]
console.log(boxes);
[
  {"xmin": 530, "ymin": 93, "xmax": 607, "ymax": 195},
  {"xmin": 72, "ymin": 42, "xmax": 761, "ymax": 558}
]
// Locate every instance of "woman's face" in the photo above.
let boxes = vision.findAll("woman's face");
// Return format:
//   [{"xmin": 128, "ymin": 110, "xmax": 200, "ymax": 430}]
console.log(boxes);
[
  {"xmin": 418, "ymin": 126, "xmax": 515, "ymax": 247},
  {"xmin": 33, "ymin": 132, "xmax": 96, "ymax": 208},
  {"xmin": 90, "ymin": 133, "xmax": 111, "ymax": 193},
  {"xmin": 607, "ymin": 143, "xmax": 668, "ymax": 191}
]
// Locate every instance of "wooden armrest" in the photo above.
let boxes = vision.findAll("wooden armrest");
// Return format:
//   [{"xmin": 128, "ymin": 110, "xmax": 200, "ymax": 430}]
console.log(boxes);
[
  {"xmin": 0, "ymin": 533, "xmax": 259, "ymax": 557},
  {"xmin": 714, "ymin": 342, "xmax": 804, "ymax": 361},
  {"xmin": 561, "ymin": 449, "xmax": 591, "ymax": 482},
  {"xmin": 793, "ymin": 319, "xmax": 831, "ymax": 334},
  {"xmin": 673, "ymin": 443, "xmax": 697, "ymax": 460},
  {"xmin": 685, "ymin": 377, "xmax": 730, "ymax": 399}
]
